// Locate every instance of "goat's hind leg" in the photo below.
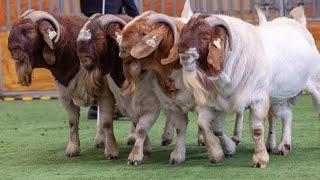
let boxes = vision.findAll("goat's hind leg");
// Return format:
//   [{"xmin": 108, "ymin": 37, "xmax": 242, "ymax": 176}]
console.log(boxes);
[
  {"xmin": 212, "ymin": 113, "xmax": 236, "ymax": 156},
  {"xmin": 170, "ymin": 112, "xmax": 188, "ymax": 165},
  {"xmin": 277, "ymin": 102, "xmax": 292, "ymax": 156},
  {"xmin": 266, "ymin": 107, "xmax": 277, "ymax": 153},
  {"xmin": 128, "ymin": 112, "xmax": 159, "ymax": 165},
  {"xmin": 231, "ymin": 111, "xmax": 244, "ymax": 145}
]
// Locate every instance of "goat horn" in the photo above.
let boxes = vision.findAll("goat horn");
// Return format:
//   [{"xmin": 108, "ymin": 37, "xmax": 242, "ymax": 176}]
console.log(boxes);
[
  {"xmin": 147, "ymin": 13, "xmax": 180, "ymax": 65},
  {"xmin": 24, "ymin": 11, "xmax": 61, "ymax": 43},
  {"xmin": 205, "ymin": 16, "xmax": 233, "ymax": 50},
  {"xmin": 148, "ymin": 13, "xmax": 179, "ymax": 46},
  {"xmin": 97, "ymin": 14, "xmax": 127, "ymax": 28},
  {"xmin": 20, "ymin": 9, "xmax": 35, "ymax": 18}
]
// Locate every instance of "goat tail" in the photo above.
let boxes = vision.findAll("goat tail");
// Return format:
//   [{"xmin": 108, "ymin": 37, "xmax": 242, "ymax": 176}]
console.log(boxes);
[{"xmin": 289, "ymin": 6, "xmax": 307, "ymax": 27}]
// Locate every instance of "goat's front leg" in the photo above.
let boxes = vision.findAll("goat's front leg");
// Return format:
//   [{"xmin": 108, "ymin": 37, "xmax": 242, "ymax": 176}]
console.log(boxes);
[
  {"xmin": 169, "ymin": 112, "xmax": 188, "ymax": 165},
  {"xmin": 212, "ymin": 113, "xmax": 236, "ymax": 156},
  {"xmin": 197, "ymin": 107, "xmax": 224, "ymax": 163},
  {"xmin": 128, "ymin": 112, "xmax": 159, "ymax": 165},
  {"xmin": 250, "ymin": 93, "xmax": 269, "ymax": 168},
  {"xmin": 232, "ymin": 111, "xmax": 244, "ymax": 145},
  {"xmin": 97, "ymin": 96, "xmax": 118, "ymax": 160},
  {"xmin": 63, "ymin": 101, "xmax": 81, "ymax": 157}
]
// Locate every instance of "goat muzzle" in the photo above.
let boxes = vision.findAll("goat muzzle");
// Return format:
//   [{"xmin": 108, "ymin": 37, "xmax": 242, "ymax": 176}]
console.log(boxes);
[{"xmin": 119, "ymin": 47, "xmax": 129, "ymax": 59}]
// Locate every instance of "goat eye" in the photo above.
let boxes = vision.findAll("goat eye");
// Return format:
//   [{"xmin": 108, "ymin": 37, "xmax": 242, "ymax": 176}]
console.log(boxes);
[
  {"xmin": 202, "ymin": 36, "xmax": 210, "ymax": 42},
  {"xmin": 142, "ymin": 32, "xmax": 147, "ymax": 36}
]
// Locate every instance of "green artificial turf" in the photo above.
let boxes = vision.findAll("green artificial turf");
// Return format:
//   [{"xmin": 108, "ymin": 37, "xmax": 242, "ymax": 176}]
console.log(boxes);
[{"xmin": 0, "ymin": 96, "xmax": 319, "ymax": 179}]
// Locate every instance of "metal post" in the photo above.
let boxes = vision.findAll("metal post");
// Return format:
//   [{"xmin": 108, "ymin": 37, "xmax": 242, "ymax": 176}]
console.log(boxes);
[
  {"xmin": 161, "ymin": 0, "xmax": 165, "ymax": 13},
  {"xmin": 240, "ymin": 0, "xmax": 244, "ymax": 19},
  {"xmin": 17, "ymin": 0, "xmax": 21, "ymax": 16},
  {"xmin": 28, "ymin": 0, "xmax": 31, "ymax": 9},
  {"xmin": 6, "ymin": 0, "xmax": 10, "ymax": 31},
  {"xmin": 278, "ymin": 0, "xmax": 285, "ymax": 16},
  {"xmin": 172, "ymin": 0, "xmax": 176, "ymax": 16},
  {"xmin": 102, "ymin": 0, "xmax": 105, "ymax": 14},
  {"xmin": 150, "ymin": 0, "xmax": 154, "ymax": 11},
  {"xmin": 38, "ymin": 0, "xmax": 43, "ymax": 11},
  {"xmin": 217, "ymin": 0, "xmax": 223, "ymax": 14},
  {"xmin": 207, "ymin": 0, "xmax": 212, "ymax": 14},
  {"xmin": 49, "ymin": 0, "xmax": 54, "ymax": 13},
  {"xmin": 228, "ymin": 0, "xmax": 233, "ymax": 15}
]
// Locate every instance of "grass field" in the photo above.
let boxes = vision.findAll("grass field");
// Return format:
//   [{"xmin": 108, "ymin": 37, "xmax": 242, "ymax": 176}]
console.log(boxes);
[{"xmin": 0, "ymin": 96, "xmax": 319, "ymax": 179}]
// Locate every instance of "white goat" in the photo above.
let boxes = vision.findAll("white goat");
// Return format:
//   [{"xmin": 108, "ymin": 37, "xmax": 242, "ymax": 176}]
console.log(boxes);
[{"xmin": 179, "ymin": 6, "xmax": 320, "ymax": 168}]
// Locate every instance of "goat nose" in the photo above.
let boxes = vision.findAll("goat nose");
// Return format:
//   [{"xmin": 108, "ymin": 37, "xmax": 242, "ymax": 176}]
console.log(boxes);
[
  {"xmin": 119, "ymin": 49, "xmax": 129, "ymax": 59},
  {"xmin": 180, "ymin": 54, "xmax": 190, "ymax": 62},
  {"xmin": 80, "ymin": 57, "xmax": 94, "ymax": 70}
]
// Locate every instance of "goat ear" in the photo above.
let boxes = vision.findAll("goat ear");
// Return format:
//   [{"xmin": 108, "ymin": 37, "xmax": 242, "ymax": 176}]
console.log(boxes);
[
  {"xmin": 106, "ymin": 23, "xmax": 122, "ymax": 44},
  {"xmin": 42, "ymin": 45, "xmax": 56, "ymax": 65},
  {"xmin": 38, "ymin": 20, "xmax": 56, "ymax": 50},
  {"xmin": 130, "ymin": 25, "xmax": 166, "ymax": 59},
  {"xmin": 207, "ymin": 26, "xmax": 227, "ymax": 75}
]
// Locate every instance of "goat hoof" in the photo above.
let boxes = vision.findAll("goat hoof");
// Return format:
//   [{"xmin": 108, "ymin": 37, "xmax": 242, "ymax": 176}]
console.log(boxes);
[
  {"xmin": 65, "ymin": 143, "xmax": 80, "ymax": 157},
  {"xmin": 161, "ymin": 139, "xmax": 173, "ymax": 146},
  {"xmin": 94, "ymin": 142, "xmax": 105, "ymax": 148},
  {"xmin": 253, "ymin": 150, "xmax": 269, "ymax": 168},
  {"xmin": 266, "ymin": 143, "xmax": 277, "ymax": 154},
  {"xmin": 105, "ymin": 148, "xmax": 119, "ymax": 160},
  {"xmin": 128, "ymin": 150, "xmax": 143, "ymax": 166},
  {"xmin": 197, "ymin": 140, "xmax": 205, "ymax": 146},
  {"xmin": 279, "ymin": 144, "xmax": 291, "ymax": 156},
  {"xmin": 128, "ymin": 159, "xmax": 142, "ymax": 166},
  {"xmin": 106, "ymin": 155, "xmax": 118, "ymax": 160},
  {"xmin": 169, "ymin": 150, "xmax": 185, "ymax": 165},
  {"xmin": 231, "ymin": 136, "xmax": 241, "ymax": 145},
  {"xmin": 210, "ymin": 157, "xmax": 222, "ymax": 164},
  {"xmin": 93, "ymin": 135, "xmax": 105, "ymax": 148}
]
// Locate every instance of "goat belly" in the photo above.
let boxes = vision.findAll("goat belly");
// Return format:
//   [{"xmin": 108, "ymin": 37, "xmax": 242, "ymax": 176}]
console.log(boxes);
[
  {"xmin": 259, "ymin": 23, "xmax": 320, "ymax": 101},
  {"xmin": 55, "ymin": 68, "xmax": 95, "ymax": 107},
  {"xmin": 106, "ymin": 71, "xmax": 160, "ymax": 118},
  {"xmin": 152, "ymin": 69, "xmax": 194, "ymax": 113}
]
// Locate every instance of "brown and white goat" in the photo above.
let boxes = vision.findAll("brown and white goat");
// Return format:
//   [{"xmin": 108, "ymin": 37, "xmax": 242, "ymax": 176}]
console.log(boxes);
[
  {"xmin": 119, "ymin": 11, "xmax": 239, "ymax": 164},
  {"xmin": 76, "ymin": 14, "xmax": 175, "ymax": 164},
  {"xmin": 8, "ymin": 10, "xmax": 116, "ymax": 158}
]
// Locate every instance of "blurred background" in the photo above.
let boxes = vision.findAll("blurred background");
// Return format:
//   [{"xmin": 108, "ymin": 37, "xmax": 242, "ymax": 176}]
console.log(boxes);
[{"xmin": 0, "ymin": 0, "xmax": 319, "ymax": 98}]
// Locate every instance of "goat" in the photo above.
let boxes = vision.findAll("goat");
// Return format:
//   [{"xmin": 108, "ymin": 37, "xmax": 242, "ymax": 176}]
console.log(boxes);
[
  {"xmin": 7, "ymin": 10, "xmax": 117, "ymax": 158},
  {"xmin": 76, "ymin": 13, "xmax": 176, "ymax": 165},
  {"xmin": 256, "ymin": 7, "xmax": 320, "ymax": 156},
  {"xmin": 119, "ymin": 8, "xmax": 240, "ymax": 163},
  {"xmin": 178, "ymin": 8, "xmax": 320, "ymax": 168}
]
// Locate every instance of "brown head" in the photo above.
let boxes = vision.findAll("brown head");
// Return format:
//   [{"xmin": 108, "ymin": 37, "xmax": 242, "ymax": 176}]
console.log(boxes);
[
  {"xmin": 120, "ymin": 11, "xmax": 182, "ymax": 92},
  {"xmin": 178, "ymin": 14, "xmax": 233, "ymax": 78},
  {"xmin": 8, "ymin": 10, "xmax": 61, "ymax": 86},
  {"xmin": 77, "ymin": 14, "xmax": 131, "ymax": 97}
]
